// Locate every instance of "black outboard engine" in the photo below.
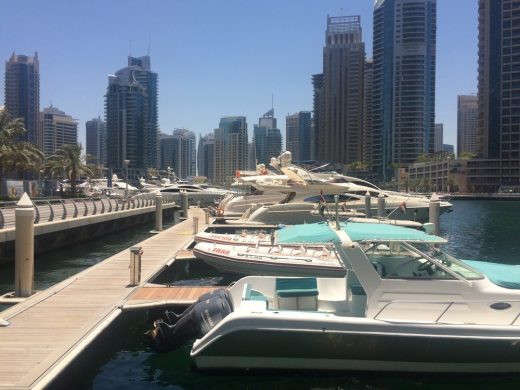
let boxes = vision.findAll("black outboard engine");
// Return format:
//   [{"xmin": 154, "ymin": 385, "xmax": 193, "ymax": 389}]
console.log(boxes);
[{"xmin": 148, "ymin": 288, "xmax": 233, "ymax": 352}]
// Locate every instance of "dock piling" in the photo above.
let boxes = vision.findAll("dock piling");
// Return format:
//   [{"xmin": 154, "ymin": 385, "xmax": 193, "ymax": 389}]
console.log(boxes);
[
  {"xmin": 364, "ymin": 191, "xmax": 372, "ymax": 218},
  {"xmin": 193, "ymin": 216, "xmax": 199, "ymax": 234},
  {"xmin": 15, "ymin": 193, "xmax": 35, "ymax": 297},
  {"xmin": 377, "ymin": 193, "xmax": 386, "ymax": 218},
  {"xmin": 429, "ymin": 192, "xmax": 440, "ymax": 236},
  {"xmin": 155, "ymin": 192, "xmax": 163, "ymax": 231},
  {"xmin": 129, "ymin": 246, "xmax": 143, "ymax": 286},
  {"xmin": 204, "ymin": 209, "xmax": 210, "ymax": 225},
  {"xmin": 181, "ymin": 190, "xmax": 189, "ymax": 218}
]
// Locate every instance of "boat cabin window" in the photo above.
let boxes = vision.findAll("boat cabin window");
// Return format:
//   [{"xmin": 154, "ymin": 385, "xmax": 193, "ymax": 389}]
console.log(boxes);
[{"xmin": 362, "ymin": 242, "xmax": 483, "ymax": 280}]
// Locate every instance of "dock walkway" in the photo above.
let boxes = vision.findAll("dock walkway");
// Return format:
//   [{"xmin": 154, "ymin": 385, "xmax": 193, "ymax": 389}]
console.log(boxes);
[{"xmin": 0, "ymin": 208, "xmax": 207, "ymax": 390}]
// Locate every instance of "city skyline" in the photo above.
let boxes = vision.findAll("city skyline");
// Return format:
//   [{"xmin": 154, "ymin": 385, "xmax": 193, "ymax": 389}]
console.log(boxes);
[{"xmin": 1, "ymin": 0, "xmax": 477, "ymax": 153}]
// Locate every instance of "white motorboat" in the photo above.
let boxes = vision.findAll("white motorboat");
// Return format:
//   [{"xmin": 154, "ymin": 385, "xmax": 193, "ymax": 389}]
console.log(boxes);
[
  {"xmin": 193, "ymin": 241, "xmax": 344, "ymax": 277},
  {"xmin": 150, "ymin": 223, "xmax": 520, "ymax": 373},
  {"xmin": 216, "ymin": 152, "xmax": 452, "ymax": 222},
  {"xmin": 136, "ymin": 182, "xmax": 229, "ymax": 207}
]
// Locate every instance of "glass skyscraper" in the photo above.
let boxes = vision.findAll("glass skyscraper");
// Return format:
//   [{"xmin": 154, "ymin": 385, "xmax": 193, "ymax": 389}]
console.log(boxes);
[{"xmin": 373, "ymin": 0, "xmax": 436, "ymax": 180}]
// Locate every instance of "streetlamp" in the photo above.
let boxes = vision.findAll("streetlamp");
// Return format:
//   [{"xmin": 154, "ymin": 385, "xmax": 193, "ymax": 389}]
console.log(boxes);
[{"xmin": 123, "ymin": 159, "xmax": 130, "ymax": 200}]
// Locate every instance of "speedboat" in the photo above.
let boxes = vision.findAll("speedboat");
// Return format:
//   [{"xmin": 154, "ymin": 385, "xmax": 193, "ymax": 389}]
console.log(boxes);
[{"xmin": 150, "ymin": 223, "xmax": 520, "ymax": 373}]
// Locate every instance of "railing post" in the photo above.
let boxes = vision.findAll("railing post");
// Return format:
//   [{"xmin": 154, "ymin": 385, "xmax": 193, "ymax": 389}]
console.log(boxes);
[
  {"xmin": 377, "ymin": 193, "xmax": 386, "ymax": 218},
  {"xmin": 181, "ymin": 190, "xmax": 189, "ymax": 218},
  {"xmin": 155, "ymin": 192, "xmax": 163, "ymax": 232},
  {"xmin": 173, "ymin": 208, "xmax": 180, "ymax": 225},
  {"xmin": 61, "ymin": 200, "xmax": 67, "ymax": 219},
  {"xmin": 91, "ymin": 198, "xmax": 97, "ymax": 215},
  {"xmin": 15, "ymin": 193, "xmax": 35, "ymax": 297},
  {"xmin": 72, "ymin": 200, "xmax": 78, "ymax": 218},
  {"xmin": 48, "ymin": 201, "xmax": 54, "ymax": 222},
  {"xmin": 364, "ymin": 191, "xmax": 372, "ymax": 218},
  {"xmin": 129, "ymin": 246, "xmax": 143, "ymax": 286},
  {"xmin": 429, "ymin": 192, "xmax": 440, "ymax": 236}
]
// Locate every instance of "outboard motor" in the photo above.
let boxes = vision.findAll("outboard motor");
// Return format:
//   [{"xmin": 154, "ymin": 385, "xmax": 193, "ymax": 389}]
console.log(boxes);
[{"xmin": 147, "ymin": 288, "xmax": 233, "ymax": 352}]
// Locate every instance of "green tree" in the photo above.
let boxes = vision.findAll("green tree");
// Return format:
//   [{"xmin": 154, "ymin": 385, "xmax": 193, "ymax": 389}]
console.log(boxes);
[
  {"xmin": 459, "ymin": 151, "xmax": 477, "ymax": 160},
  {"xmin": 44, "ymin": 144, "xmax": 93, "ymax": 194},
  {"xmin": 0, "ymin": 110, "xmax": 44, "ymax": 180}
]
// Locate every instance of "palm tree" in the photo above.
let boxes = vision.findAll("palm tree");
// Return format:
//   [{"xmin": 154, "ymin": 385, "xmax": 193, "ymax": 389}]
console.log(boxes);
[
  {"xmin": 44, "ymin": 144, "xmax": 93, "ymax": 194},
  {"xmin": 0, "ymin": 110, "xmax": 44, "ymax": 180}
]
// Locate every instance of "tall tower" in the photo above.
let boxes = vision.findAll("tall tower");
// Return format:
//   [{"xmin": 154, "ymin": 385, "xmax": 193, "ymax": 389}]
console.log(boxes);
[
  {"xmin": 105, "ymin": 56, "xmax": 158, "ymax": 177},
  {"xmin": 253, "ymin": 109, "xmax": 282, "ymax": 166},
  {"xmin": 4, "ymin": 52, "xmax": 40, "ymax": 148},
  {"xmin": 316, "ymin": 15, "xmax": 365, "ymax": 166},
  {"xmin": 363, "ymin": 59, "xmax": 374, "ymax": 170},
  {"xmin": 197, "ymin": 133, "xmax": 215, "ymax": 181},
  {"xmin": 478, "ymin": 0, "xmax": 520, "ymax": 188},
  {"xmin": 457, "ymin": 95, "xmax": 478, "ymax": 156},
  {"xmin": 214, "ymin": 116, "xmax": 248, "ymax": 185},
  {"xmin": 373, "ymin": 0, "xmax": 436, "ymax": 179},
  {"xmin": 286, "ymin": 111, "xmax": 312, "ymax": 162},
  {"xmin": 86, "ymin": 117, "xmax": 107, "ymax": 166},
  {"xmin": 41, "ymin": 106, "xmax": 78, "ymax": 156}
]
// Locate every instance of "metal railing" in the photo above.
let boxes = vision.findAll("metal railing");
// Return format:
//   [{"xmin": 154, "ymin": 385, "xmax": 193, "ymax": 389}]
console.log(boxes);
[{"xmin": 0, "ymin": 193, "xmax": 177, "ymax": 229}]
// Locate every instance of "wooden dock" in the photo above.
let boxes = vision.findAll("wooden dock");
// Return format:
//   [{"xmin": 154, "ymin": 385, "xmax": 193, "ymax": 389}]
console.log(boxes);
[{"xmin": 0, "ymin": 208, "xmax": 209, "ymax": 390}]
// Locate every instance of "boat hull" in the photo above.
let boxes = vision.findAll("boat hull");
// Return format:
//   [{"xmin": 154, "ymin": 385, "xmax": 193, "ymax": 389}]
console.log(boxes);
[{"xmin": 192, "ymin": 325, "xmax": 520, "ymax": 373}]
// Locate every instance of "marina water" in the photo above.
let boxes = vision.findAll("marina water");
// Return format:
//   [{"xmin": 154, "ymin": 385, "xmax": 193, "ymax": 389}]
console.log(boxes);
[{"xmin": 2, "ymin": 200, "xmax": 520, "ymax": 389}]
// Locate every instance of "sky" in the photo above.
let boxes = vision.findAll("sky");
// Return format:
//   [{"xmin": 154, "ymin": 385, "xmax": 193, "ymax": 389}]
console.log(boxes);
[{"xmin": 0, "ymin": 0, "xmax": 478, "ymax": 152}]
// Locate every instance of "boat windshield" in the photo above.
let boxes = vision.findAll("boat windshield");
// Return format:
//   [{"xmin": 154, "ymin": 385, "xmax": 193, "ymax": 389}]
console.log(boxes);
[{"xmin": 362, "ymin": 241, "xmax": 483, "ymax": 281}]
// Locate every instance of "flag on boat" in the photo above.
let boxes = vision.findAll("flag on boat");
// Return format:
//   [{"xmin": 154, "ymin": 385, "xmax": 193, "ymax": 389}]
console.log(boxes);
[
  {"xmin": 341, "ymin": 202, "xmax": 347, "ymax": 212},
  {"xmin": 399, "ymin": 201, "xmax": 407, "ymax": 214}
]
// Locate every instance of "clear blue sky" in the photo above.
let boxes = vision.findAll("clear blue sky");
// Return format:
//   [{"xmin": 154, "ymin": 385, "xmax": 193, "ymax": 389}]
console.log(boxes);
[{"xmin": 0, "ymin": 0, "xmax": 477, "ymax": 152}]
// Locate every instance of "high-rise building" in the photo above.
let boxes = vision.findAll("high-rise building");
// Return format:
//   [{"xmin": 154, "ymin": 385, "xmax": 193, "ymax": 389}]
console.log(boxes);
[
  {"xmin": 373, "ymin": 0, "xmax": 436, "ymax": 179},
  {"xmin": 197, "ymin": 133, "xmax": 215, "ymax": 181},
  {"xmin": 457, "ymin": 95, "xmax": 478, "ymax": 156},
  {"xmin": 253, "ymin": 109, "xmax": 282, "ymax": 166},
  {"xmin": 41, "ymin": 106, "xmax": 78, "ymax": 156},
  {"xmin": 434, "ymin": 123, "xmax": 444, "ymax": 153},
  {"xmin": 312, "ymin": 73, "xmax": 325, "ymax": 160},
  {"xmin": 286, "ymin": 111, "xmax": 312, "ymax": 162},
  {"xmin": 478, "ymin": 0, "xmax": 520, "ymax": 189},
  {"xmin": 105, "ymin": 56, "xmax": 158, "ymax": 177},
  {"xmin": 159, "ymin": 129, "xmax": 196, "ymax": 179},
  {"xmin": 315, "ymin": 15, "xmax": 365, "ymax": 166},
  {"xmin": 86, "ymin": 117, "xmax": 107, "ymax": 166},
  {"xmin": 363, "ymin": 59, "xmax": 374, "ymax": 170},
  {"xmin": 214, "ymin": 116, "xmax": 248, "ymax": 185},
  {"xmin": 4, "ymin": 52, "xmax": 40, "ymax": 148}
]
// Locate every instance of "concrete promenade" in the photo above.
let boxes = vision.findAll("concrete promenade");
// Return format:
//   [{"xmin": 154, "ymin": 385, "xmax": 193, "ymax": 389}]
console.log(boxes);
[{"xmin": 0, "ymin": 207, "xmax": 207, "ymax": 390}]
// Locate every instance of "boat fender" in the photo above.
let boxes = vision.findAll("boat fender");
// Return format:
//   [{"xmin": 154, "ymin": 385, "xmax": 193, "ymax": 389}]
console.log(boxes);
[
  {"xmin": 216, "ymin": 208, "xmax": 224, "ymax": 217},
  {"xmin": 164, "ymin": 288, "xmax": 234, "ymax": 325}
]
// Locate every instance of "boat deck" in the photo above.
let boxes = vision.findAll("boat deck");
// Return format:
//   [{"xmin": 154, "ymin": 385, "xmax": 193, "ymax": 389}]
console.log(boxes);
[{"xmin": 0, "ymin": 208, "xmax": 208, "ymax": 390}]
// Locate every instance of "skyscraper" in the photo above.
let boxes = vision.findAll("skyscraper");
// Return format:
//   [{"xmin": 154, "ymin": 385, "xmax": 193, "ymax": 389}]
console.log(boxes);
[
  {"xmin": 373, "ymin": 0, "xmax": 436, "ymax": 179},
  {"xmin": 214, "ymin": 116, "xmax": 248, "ymax": 185},
  {"xmin": 159, "ymin": 129, "xmax": 196, "ymax": 179},
  {"xmin": 197, "ymin": 133, "xmax": 215, "ymax": 182},
  {"xmin": 315, "ymin": 15, "xmax": 365, "ymax": 166},
  {"xmin": 41, "ymin": 106, "xmax": 78, "ymax": 156},
  {"xmin": 457, "ymin": 95, "xmax": 478, "ymax": 156},
  {"xmin": 4, "ymin": 52, "xmax": 40, "ymax": 148},
  {"xmin": 253, "ymin": 109, "xmax": 282, "ymax": 166},
  {"xmin": 286, "ymin": 111, "xmax": 312, "ymax": 162},
  {"xmin": 434, "ymin": 123, "xmax": 443, "ymax": 153},
  {"xmin": 86, "ymin": 117, "xmax": 107, "ymax": 166},
  {"xmin": 363, "ymin": 59, "xmax": 374, "ymax": 171},
  {"xmin": 105, "ymin": 56, "xmax": 158, "ymax": 177}
]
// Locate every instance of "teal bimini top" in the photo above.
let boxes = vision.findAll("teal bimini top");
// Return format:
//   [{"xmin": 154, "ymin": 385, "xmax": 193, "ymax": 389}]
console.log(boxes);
[
  {"xmin": 276, "ymin": 221, "xmax": 447, "ymax": 244},
  {"xmin": 462, "ymin": 259, "xmax": 520, "ymax": 289}
]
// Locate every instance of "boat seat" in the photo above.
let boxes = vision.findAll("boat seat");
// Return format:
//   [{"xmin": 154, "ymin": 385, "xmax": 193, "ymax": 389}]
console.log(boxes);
[
  {"xmin": 242, "ymin": 283, "xmax": 269, "ymax": 303},
  {"xmin": 276, "ymin": 278, "xmax": 318, "ymax": 310}
]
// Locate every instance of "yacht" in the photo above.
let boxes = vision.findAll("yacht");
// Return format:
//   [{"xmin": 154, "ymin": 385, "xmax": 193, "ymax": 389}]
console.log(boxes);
[
  {"xmin": 149, "ymin": 224, "xmax": 520, "ymax": 373},
  {"xmin": 216, "ymin": 152, "xmax": 452, "ymax": 222}
]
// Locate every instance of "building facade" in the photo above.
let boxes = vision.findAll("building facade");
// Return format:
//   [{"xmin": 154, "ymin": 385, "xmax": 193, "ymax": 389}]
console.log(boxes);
[
  {"xmin": 457, "ymin": 95, "xmax": 479, "ymax": 156},
  {"xmin": 373, "ymin": 0, "xmax": 436, "ymax": 180},
  {"xmin": 434, "ymin": 123, "xmax": 443, "ymax": 153},
  {"xmin": 197, "ymin": 133, "xmax": 215, "ymax": 182},
  {"xmin": 41, "ymin": 106, "xmax": 78, "ymax": 156},
  {"xmin": 214, "ymin": 116, "xmax": 248, "ymax": 185},
  {"xmin": 315, "ymin": 15, "xmax": 365, "ymax": 166},
  {"xmin": 253, "ymin": 109, "xmax": 282, "ymax": 167},
  {"xmin": 159, "ymin": 129, "xmax": 196, "ymax": 179},
  {"xmin": 286, "ymin": 111, "xmax": 312, "ymax": 162},
  {"xmin": 105, "ymin": 56, "xmax": 158, "ymax": 177},
  {"xmin": 4, "ymin": 52, "xmax": 40, "ymax": 149},
  {"xmin": 86, "ymin": 117, "xmax": 107, "ymax": 166},
  {"xmin": 363, "ymin": 59, "xmax": 374, "ymax": 170}
]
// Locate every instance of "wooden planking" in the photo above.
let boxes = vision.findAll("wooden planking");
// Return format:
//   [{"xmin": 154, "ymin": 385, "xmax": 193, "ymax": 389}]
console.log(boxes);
[
  {"xmin": 128, "ymin": 286, "xmax": 219, "ymax": 301},
  {"xmin": 0, "ymin": 208, "xmax": 208, "ymax": 390}
]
